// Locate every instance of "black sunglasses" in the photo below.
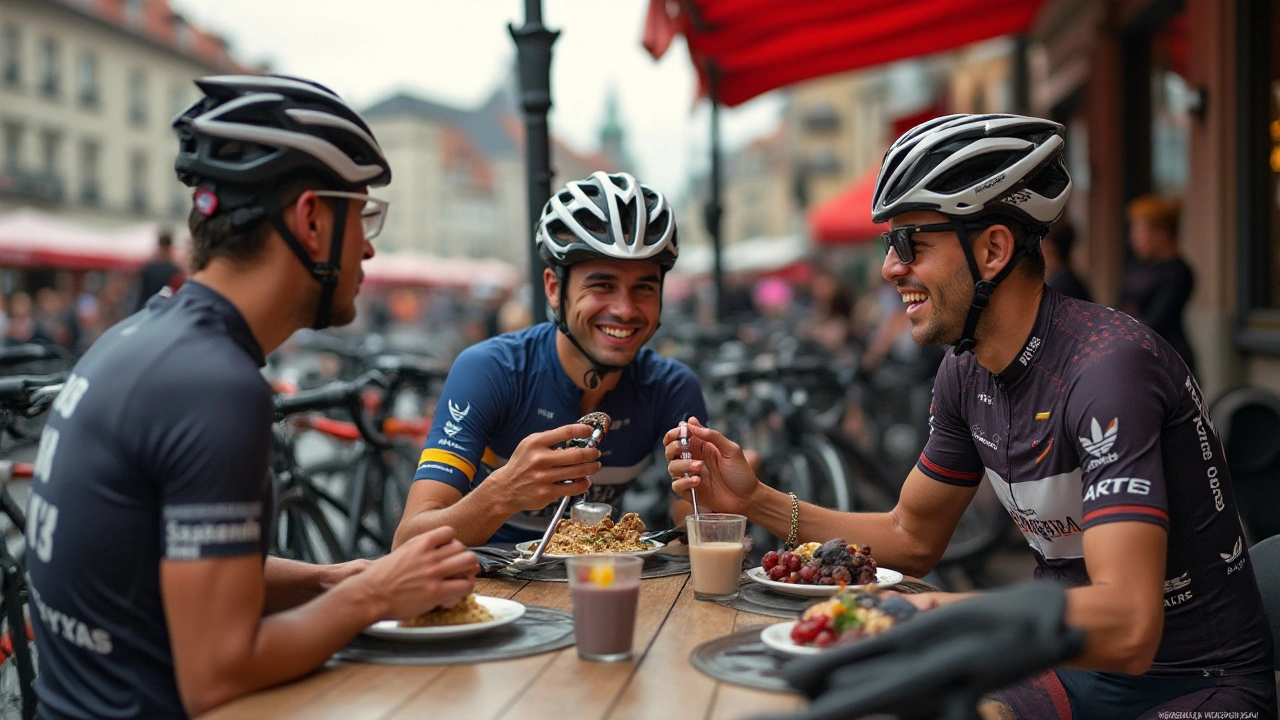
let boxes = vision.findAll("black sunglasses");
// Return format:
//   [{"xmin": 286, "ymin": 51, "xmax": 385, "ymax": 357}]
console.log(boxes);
[{"xmin": 879, "ymin": 221, "xmax": 989, "ymax": 264}]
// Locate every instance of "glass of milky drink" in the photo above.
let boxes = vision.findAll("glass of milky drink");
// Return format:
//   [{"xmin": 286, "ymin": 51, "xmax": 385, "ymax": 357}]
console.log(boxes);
[
  {"xmin": 686, "ymin": 513, "xmax": 747, "ymax": 601},
  {"xmin": 566, "ymin": 554, "xmax": 644, "ymax": 662}
]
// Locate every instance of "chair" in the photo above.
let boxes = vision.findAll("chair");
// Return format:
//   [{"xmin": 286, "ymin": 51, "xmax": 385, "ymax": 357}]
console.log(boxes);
[
  {"xmin": 1249, "ymin": 535, "xmax": 1280, "ymax": 671},
  {"xmin": 1210, "ymin": 387, "xmax": 1280, "ymax": 543}
]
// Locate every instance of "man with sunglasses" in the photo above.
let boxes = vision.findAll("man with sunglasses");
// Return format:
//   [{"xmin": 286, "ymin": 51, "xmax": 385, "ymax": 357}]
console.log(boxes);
[
  {"xmin": 668, "ymin": 114, "xmax": 1273, "ymax": 719},
  {"xmin": 24, "ymin": 75, "xmax": 478, "ymax": 720}
]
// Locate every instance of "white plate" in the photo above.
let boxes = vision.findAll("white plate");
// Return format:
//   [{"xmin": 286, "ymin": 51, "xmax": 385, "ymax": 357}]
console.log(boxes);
[
  {"xmin": 513, "ymin": 539, "xmax": 664, "ymax": 561},
  {"xmin": 362, "ymin": 596, "xmax": 526, "ymax": 640},
  {"xmin": 760, "ymin": 621, "xmax": 824, "ymax": 656},
  {"xmin": 745, "ymin": 566, "xmax": 904, "ymax": 597}
]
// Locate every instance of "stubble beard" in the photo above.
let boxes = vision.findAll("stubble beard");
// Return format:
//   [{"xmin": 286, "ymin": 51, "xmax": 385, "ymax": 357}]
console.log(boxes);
[{"xmin": 908, "ymin": 266, "xmax": 975, "ymax": 347}]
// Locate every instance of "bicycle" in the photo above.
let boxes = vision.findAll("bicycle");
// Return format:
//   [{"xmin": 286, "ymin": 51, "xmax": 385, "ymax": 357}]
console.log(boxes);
[
  {"xmin": 271, "ymin": 361, "xmax": 440, "ymax": 563},
  {"xmin": 0, "ymin": 373, "xmax": 66, "ymax": 720}
]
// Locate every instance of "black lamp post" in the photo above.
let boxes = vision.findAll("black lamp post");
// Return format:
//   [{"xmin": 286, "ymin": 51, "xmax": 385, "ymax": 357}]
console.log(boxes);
[{"xmin": 509, "ymin": 0, "xmax": 559, "ymax": 324}]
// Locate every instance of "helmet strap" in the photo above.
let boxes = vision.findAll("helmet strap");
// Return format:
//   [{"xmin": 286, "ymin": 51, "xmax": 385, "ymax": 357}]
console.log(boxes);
[
  {"xmin": 551, "ymin": 267, "xmax": 624, "ymax": 390},
  {"xmin": 951, "ymin": 218, "xmax": 1029, "ymax": 356},
  {"xmin": 267, "ymin": 194, "xmax": 347, "ymax": 330}
]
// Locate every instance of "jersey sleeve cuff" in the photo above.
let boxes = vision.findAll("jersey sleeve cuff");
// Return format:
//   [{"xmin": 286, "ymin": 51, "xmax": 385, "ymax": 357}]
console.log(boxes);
[
  {"xmin": 916, "ymin": 454, "xmax": 983, "ymax": 488},
  {"xmin": 1081, "ymin": 505, "xmax": 1170, "ymax": 531}
]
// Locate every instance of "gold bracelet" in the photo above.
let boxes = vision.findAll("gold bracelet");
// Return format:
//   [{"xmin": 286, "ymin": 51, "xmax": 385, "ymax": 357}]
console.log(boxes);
[{"xmin": 786, "ymin": 492, "xmax": 800, "ymax": 549}]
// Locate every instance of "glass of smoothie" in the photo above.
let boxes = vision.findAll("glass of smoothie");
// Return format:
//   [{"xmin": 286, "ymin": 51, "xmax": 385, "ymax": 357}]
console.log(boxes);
[
  {"xmin": 686, "ymin": 513, "xmax": 747, "ymax": 601},
  {"xmin": 565, "ymin": 554, "xmax": 643, "ymax": 662}
]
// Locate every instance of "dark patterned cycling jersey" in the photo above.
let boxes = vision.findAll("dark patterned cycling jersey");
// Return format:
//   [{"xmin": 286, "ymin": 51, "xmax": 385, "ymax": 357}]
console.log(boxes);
[
  {"xmin": 26, "ymin": 281, "xmax": 273, "ymax": 720},
  {"xmin": 920, "ymin": 288, "xmax": 1272, "ymax": 677}
]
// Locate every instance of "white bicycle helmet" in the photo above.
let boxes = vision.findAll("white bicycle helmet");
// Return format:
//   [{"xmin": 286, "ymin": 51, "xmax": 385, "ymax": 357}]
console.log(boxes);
[
  {"xmin": 871, "ymin": 114, "xmax": 1070, "ymax": 227},
  {"xmin": 872, "ymin": 114, "xmax": 1074, "ymax": 356},
  {"xmin": 536, "ymin": 171, "xmax": 678, "ymax": 271}
]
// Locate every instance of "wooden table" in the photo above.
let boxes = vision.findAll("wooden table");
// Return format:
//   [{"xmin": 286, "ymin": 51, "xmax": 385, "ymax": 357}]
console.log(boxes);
[{"xmin": 201, "ymin": 573, "xmax": 808, "ymax": 720}]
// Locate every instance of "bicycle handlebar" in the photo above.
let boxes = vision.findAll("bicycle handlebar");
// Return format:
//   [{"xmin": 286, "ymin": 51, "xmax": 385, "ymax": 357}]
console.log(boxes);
[
  {"xmin": 766, "ymin": 581, "xmax": 1086, "ymax": 720},
  {"xmin": 0, "ymin": 373, "xmax": 69, "ymax": 413},
  {"xmin": 273, "ymin": 370, "xmax": 393, "ymax": 449}
]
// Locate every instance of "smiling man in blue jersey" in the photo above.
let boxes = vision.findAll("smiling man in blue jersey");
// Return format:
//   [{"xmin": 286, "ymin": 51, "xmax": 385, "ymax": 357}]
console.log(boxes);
[{"xmin": 394, "ymin": 171, "xmax": 708, "ymax": 548}]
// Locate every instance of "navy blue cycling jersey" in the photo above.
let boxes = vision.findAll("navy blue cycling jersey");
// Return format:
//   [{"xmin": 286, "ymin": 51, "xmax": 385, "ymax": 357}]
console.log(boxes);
[
  {"xmin": 920, "ymin": 288, "xmax": 1273, "ymax": 678},
  {"xmin": 26, "ymin": 281, "xmax": 273, "ymax": 720},
  {"xmin": 412, "ymin": 322, "xmax": 708, "ymax": 544}
]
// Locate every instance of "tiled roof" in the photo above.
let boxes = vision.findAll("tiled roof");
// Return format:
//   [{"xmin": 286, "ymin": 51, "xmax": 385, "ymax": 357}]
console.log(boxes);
[{"xmin": 49, "ymin": 0, "xmax": 251, "ymax": 72}]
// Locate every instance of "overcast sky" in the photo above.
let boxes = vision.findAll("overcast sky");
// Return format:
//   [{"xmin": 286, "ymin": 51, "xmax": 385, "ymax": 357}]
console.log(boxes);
[{"xmin": 169, "ymin": 0, "xmax": 784, "ymax": 200}]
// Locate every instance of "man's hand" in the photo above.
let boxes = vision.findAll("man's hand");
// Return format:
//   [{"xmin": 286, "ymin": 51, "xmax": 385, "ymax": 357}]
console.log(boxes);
[
  {"xmin": 663, "ymin": 417, "xmax": 763, "ymax": 516},
  {"xmin": 358, "ymin": 527, "xmax": 480, "ymax": 620},
  {"xmin": 320, "ymin": 558, "xmax": 372, "ymax": 590},
  {"xmin": 485, "ymin": 423, "xmax": 602, "ymax": 515}
]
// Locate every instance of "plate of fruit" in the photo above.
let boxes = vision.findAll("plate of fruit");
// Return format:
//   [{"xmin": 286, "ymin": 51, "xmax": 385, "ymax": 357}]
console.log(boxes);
[
  {"xmin": 760, "ymin": 588, "xmax": 918, "ymax": 656},
  {"xmin": 748, "ymin": 539, "xmax": 902, "ymax": 597}
]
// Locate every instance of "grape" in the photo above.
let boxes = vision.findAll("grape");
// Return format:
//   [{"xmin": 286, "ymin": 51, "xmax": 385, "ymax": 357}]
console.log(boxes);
[
  {"xmin": 787, "ymin": 571, "xmax": 800, "ymax": 584},
  {"xmin": 762, "ymin": 550, "xmax": 779, "ymax": 571},
  {"xmin": 814, "ymin": 630, "xmax": 836, "ymax": 647},
  {"xmin": 786, "ymin": 553, "xmax": 803, "ymax": 572},
  {"xmin": 798, "ymin": 565, "xmax": 817, "ymax": 583},
  {"xmin": 818, "ymin": 576, "xmax": 835, "ymax": 585},
  {"xmin": 831, "ymin": 567, "xmax": 852, "ymax": 585},
  {"xmin": 768, "ymin": 565, "xmax": 789, "ymax": 581}
]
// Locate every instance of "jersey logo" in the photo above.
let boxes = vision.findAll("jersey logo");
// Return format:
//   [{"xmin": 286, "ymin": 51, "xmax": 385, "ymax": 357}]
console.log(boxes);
[
  {"xmin": 537, "ymin": 408, "xmax": 555, "ymax": 420},
  {"xmin": 1163, "ymin": 571, "xmax": 1193, "ymax": 608},
  {"xmin": 1079, "ymin": 418, "xmax": 1119, "ymax": 471},
  {"xmin": 1035, "ymin": 411, "xmax": 1050, "ymax": 421},
  {"xmin": 1221, "ymin": 535, "xmax": 1243, "ymax": 564},
  {"xmin": 448, "ymin": 401, "xmax": 471, "ymax": 423},
  {"xmin": 444, "ymin": 421, "xmax": 463, "ymax": 437}
]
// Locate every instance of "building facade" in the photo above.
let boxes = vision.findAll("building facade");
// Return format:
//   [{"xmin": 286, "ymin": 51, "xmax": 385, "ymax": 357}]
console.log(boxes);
[{"xmin": 0, "ymin": 0, "xmax": 246, "ymax": 230}]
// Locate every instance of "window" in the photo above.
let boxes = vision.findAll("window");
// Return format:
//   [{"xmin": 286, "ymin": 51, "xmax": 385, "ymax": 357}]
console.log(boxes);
[
  {"xmin": 80, "ymin": 139, "xmax": 100, "ymax": 206},
  {"xmin": 1, "ymin": 25, "xmax": 19, "ymax": 87},
  {"xmin": 40, "ymin": 129, "xmax": 60, "ymax": 176},
  {"xmin": 38, "ymin": 37, "xmax": 59, "ymax": 98},
  {"xmin": 130, "ymin": 150, "xmax": 148, "ymax": 213},
  {"xmin": 2, "ymin": 121, "xmax": 23, "ymax": 171},
  {"xmin": 77, "ymin": 51, "xmax": 97, "ymax": 108},
  {"xmin": 128, "ymin": 70, "xmax": 146, "ymax": 127}
]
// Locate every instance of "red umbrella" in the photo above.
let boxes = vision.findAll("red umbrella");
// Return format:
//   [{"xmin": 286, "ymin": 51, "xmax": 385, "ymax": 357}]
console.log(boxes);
[
  {"xmin": 809, "ymin": 165, "xmax": 887, "ymax": 245},
  {"xmin": 645, "ymin": 0, "xmax": 1046, "ymax": 107}
]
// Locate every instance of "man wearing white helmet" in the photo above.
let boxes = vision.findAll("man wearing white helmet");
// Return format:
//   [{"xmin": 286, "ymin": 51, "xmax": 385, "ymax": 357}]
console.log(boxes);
[
  {"xmin": 667, "ymin": 115, "xmax": 1273, "ymax": 718},
  {"xmin": 25, "ymin": 75, "xmax": 478, "ymax": 719},
  {"xmin": 395, "ymin": 171, "xmax": 707, "ymax": 548}
]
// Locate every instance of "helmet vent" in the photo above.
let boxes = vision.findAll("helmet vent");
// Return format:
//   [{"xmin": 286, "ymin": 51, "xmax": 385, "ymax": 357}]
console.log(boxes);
[{"xmin": 573, "ymin": 209, "xmax": 609, "ymax": 238}]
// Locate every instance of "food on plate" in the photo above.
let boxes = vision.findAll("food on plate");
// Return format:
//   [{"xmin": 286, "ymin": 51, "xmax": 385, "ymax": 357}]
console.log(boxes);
[
  {"xmin": 790, "ymin": 588, "xmax": 918, "ymax": 647},
  {"xmin": 400, "ymin": 594, "xmax": 494, "ymax": 628},
  {"xmin": 545, "ymin": 512, "xmax": 649, "ymax": 555},
  {"xmin": 761, "ymin": 539, "xmax": 877, "ymax": 586}
]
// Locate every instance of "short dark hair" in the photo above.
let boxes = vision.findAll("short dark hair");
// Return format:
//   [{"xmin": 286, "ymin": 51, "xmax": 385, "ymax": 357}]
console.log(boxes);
[
  {"xmin": 157, "ymin": 227, "xmax": 173, "ymax": 249},
  {"xmin": 185, "ymin": 174, "xmax": 329, "ymax": 272},
  {"xmin": 965, "ymin": 212, "xmax": 1046, "ymax": 280}
]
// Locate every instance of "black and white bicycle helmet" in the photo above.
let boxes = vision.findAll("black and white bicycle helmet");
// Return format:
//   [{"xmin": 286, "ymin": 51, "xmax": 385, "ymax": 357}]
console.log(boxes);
[
  {"xmin": 172, "ymin": 74, "xmax": 392, "ymax": 330},
  {"xmin": 535, "ymin": 171, "xmax": 679, "ymax": 388},
  {"xmin": 536, "ymin": 171, "xmax": 678, "ymax": 271},
  {"xmin": 174, "ymin": 74, "xmax": 391, "ymax": 193},
  {"xmin": 871, "ymin": 114, "xmax": 1073, "ymax": 355}
]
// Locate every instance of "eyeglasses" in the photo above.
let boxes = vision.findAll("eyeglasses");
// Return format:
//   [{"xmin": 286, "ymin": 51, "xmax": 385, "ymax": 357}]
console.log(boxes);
[
  {"xmin": 880, "ymin": 221, "xmax": 987, "ymax": 264},
  {"xmin": 311, "ymin": 190, "xmax": 390, "ymax": 241}
]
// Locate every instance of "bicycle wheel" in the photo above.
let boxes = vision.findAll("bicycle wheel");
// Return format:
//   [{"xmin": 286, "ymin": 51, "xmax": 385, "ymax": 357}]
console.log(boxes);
[
  {"xmin": 273, "ymin": 489, "xmax": 345, "ymax": 565},
  {"xmin": 377, "ymin": 443, "xmax": 420, "ymax": 545}
]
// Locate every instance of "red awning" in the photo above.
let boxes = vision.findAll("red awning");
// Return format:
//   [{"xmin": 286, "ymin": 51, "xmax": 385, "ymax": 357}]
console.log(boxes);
[
  {"xmin": 809, "ymin": 165, "xmax": 887, "ymax": 245},
  {"xmin": 645, "ymin": 0, "xmax": 1046, "ymax": 107}
]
